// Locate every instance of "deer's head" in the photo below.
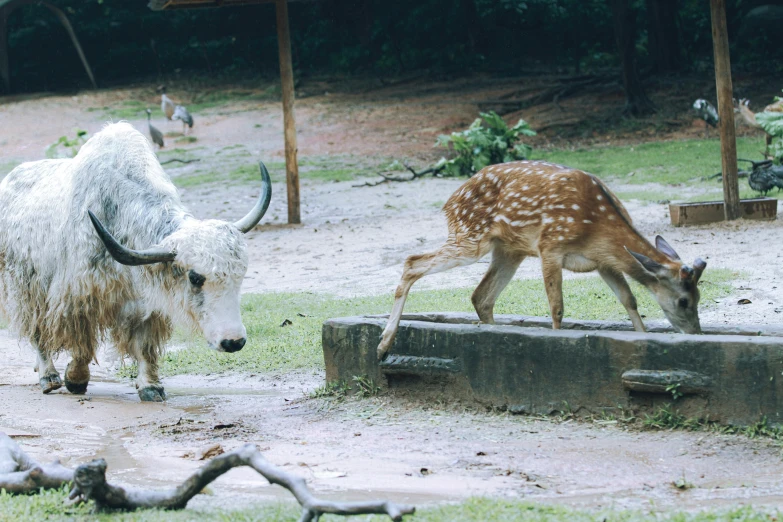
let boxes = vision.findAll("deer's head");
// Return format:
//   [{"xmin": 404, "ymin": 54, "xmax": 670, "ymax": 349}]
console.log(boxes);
[{"xmin": 627, "ymin": 236, "xmax": 707, "ymax": 334}]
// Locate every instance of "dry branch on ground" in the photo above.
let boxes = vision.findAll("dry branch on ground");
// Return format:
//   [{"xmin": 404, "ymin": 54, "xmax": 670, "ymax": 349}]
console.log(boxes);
[{"xmin": 0, "ymin": 434, "xmax": 414, "ymax": 522}]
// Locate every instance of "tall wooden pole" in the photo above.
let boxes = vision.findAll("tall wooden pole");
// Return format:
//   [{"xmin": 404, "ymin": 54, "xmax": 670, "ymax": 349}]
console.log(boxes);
[
  {"xmin": 276, "ymin": 0, "xmax": 300, "ymax": 224},
  {"xmin": 709, "ymin": 0, "xmax": 740, "ymax": 220}
]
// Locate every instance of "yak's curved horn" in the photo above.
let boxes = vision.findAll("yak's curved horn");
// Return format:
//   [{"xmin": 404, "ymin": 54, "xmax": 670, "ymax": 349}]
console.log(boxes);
[
  {"xmin": 233, "ymin": 161, "xmax": 272, "ymax": 233},
  {"xmin": 88, "ymin": 211, "xmax": 176, "ymax": 266}
]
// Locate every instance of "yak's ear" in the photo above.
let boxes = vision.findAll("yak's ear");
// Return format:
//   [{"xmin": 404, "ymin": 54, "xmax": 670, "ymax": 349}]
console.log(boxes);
[
  {"xmin": 626, "ymin": 247, "xmax": 668, "ymax": 278},
  {"xmin": 655, "ymin": 235, "xmax": 681, "ymax": 261}
]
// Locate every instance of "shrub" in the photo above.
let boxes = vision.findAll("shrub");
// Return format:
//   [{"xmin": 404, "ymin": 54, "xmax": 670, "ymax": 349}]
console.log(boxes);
[{"xmin": 434, "ymin": 111, "xmax": 536, "ymax": 177}]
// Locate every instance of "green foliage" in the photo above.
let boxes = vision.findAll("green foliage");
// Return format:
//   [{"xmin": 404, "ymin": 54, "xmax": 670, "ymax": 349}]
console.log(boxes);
[
  {"xmin": 756, "ymin": 102, "xmax": 783, "ymax": 163},
  {"xmin": 434, "ymin": 111, "xmax": 536, "ymax": 177},
  {"xmin": 45, "ymin": 129, "xmax": 88, "ymax": 159},
  {"xmin": 352, "ymin": 375, "xmax": 382, "ymax": 397}
]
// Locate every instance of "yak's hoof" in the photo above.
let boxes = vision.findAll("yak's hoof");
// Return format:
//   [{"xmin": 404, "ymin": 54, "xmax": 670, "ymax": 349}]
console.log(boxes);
[
  {"xmin": 64, "ymin": 379, "xmax": 89, "ymax": 394},
  {"xmin": 40, "ymin": 374, "xmax": 63, "ymax": 394},
  {"xmin": 138, "ymin": 386, "xmax": 166, "ymax": 402},
  {"xmin": 64, "ymin": 361, "xmax": 89, "ymax": 394}
]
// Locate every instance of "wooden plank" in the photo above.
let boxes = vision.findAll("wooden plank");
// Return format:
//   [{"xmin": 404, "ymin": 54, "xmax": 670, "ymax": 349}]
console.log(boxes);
[
  {"xmin": 276, "ymin": 0, "xmax": 300, "ymax": 224},
  {"xmin": 709, "ymin": 0, "xmax": 741, "ymax": 220},
  {"xmin": 669, "ymin": 198, "xmax": 777, "ymax": 226}
]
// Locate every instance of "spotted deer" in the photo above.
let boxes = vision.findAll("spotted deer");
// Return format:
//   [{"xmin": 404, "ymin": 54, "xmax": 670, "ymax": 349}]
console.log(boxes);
[{"xmin": 377, "ymin": 160, "xmax": 707, "ymax": 359}]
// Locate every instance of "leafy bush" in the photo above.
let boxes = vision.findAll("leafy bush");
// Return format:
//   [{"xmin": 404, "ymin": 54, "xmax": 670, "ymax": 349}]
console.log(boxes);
[
  {"xmin": 434, "ymin": 111, "xmax": 536, "ymax": 177},
  {"xmin": 45, "ymin": 129, "xmax": 88, "ymax": 159}
]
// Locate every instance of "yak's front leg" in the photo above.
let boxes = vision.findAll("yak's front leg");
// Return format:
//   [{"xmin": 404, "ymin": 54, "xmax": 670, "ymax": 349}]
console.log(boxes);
[
  {"xmin": 113, "ymin": 309, "xmax": 171, "ymax": 402},
  {"xmin": 33, "ymin": 341, "xmax": 62, "ymax": 394},
  {"xmin": 64, "ymin": 357, "xmax": 91, "ymax": 394}
]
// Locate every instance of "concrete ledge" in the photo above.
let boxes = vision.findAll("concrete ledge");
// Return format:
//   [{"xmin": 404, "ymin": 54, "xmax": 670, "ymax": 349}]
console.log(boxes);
[{"xmin": 322, "ymin": 313, "xmax": 783, "ymax": 427}]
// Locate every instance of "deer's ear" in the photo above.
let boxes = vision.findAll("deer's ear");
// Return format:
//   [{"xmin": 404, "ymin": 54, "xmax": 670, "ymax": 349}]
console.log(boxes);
[
  {"xmin": 655, "ymin": 235, "xmax": 681, "ymax": 261},
  {"xmin": 626, "ymin": 248, "xmax": 667, "ymax": 278}
]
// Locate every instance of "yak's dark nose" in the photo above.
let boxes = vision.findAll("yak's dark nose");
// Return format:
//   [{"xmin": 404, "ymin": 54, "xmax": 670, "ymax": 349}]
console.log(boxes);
[{"xmin": 220, "ymin": 338, "xmax": 246, "ymax": 353}]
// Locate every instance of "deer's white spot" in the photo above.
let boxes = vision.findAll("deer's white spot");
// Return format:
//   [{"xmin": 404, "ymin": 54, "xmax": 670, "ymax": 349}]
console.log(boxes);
[
  {"xmin": 599, "ymin": 206, "xmax": 606, "ymax": 211},
  {"xmin": 558, "ymin": 236, "xmax": 564, "ymax": 241},
  {"xmin": 572, "ymin": 204, "xmax": 580, "ymax": 210},
  {"xmin": 567, "ymin": 217, "xmax": 574, "ymax": 223},
  {"xmin": 583, "ymin": 219, "xmax": 592, "ymax": 224},
  {"xmin": 542, "ymin": 215, "xmax": 554, "ymax": 224},
  {"xmin": 495, "ymin": 215, "xmax": 511, "ymax": 223},
  {"xmin": 465, "ymin": 190, "xmax": 472, "ymax": 198},
  {"xmin": 597, "ymin": 195, "xmax": 603, "ymax": 201}
]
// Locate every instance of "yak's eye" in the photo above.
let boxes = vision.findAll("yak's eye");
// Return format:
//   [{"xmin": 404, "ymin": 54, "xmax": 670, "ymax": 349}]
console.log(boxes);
[
  {"xmin": 188, "ymin": 270, "xmax": 206, "ymax": 288},
  {"xmin": 678, "ymin": 298, "xmax": 689, "ymax": 309}
]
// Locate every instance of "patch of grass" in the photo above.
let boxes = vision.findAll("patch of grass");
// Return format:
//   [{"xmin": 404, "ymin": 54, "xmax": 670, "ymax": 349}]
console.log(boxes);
[
  {"xmin": 175, "ymin": 136, "xmax": 198, "ymax": 144},
  {"xmin": 89, "ymin": 100, "xmax": 148, "ymax": 120},
  {"xmin": 643, "ymin": 406, "xmax": 783, "ymax": 445},
  {"xmin": 0, "ymin": 160, "xmax": 21, "ymax": 179},
  {"xmin": 535, "ymin": 137, "xmax": 771, "ymax": 202},
  {"xmin": 1, "ymin": 491, "xmax": 781, "ymax": 521},
  {"xmin": 160, "ymin": 269, "xmax": 735, "ymax": 376}
]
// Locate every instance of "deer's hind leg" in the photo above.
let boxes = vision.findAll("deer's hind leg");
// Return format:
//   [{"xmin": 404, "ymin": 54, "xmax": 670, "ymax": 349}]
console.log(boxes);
[
  {"xmin": 377, "ymin": 239, "xmax": 491, "ymax": 360},
  {"xmin": 472, "ymin": 242, "xmax": 524, "ymax": 324}
]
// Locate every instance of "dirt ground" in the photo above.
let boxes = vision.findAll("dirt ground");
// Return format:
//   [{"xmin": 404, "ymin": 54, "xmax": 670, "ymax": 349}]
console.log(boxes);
[{"xmin": 1, "ymin": 75, "xmax": 783, "ymax": 513}]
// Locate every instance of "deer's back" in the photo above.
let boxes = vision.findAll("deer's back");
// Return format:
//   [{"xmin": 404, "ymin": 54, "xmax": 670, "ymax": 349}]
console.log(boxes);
[{"xmin": 443, "ymin": 161, "xmax": 631, "ymax": 256}]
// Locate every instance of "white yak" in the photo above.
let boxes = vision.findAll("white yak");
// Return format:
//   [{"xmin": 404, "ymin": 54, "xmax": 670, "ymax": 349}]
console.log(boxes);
[{"xmin": 0, "ymin": 122, "xmax": 271, "ymax": 401}]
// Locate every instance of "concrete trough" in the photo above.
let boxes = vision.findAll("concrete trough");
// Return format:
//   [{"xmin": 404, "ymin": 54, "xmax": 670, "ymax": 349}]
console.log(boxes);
[{"xmin": 322, "ymin": 313, "xmax": 783, "ymax": 427}]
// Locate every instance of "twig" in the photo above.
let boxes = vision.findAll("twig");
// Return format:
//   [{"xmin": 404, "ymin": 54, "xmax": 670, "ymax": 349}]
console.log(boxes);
[
  {"xmin": 0, "ymin": 433, "xmax": 74, "ymax": 493},
  {"xmin": 354, "ymin": 163, "xmax": 444, "ymax": 187},
  {"xmin": 68, "ymin": 444, "xmax": 414, "ymax": 521},
  {"xmin": 160, "ymin": 158, "xmax": 201, "ymax": 165}
]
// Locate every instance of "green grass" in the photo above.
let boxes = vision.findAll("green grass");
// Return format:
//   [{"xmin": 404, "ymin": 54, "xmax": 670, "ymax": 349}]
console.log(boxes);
[
  {"xmin": 171, "ymin": 155, "xmax": 371, "ymax": 188},
  {"xmin": 534, "ymin": 136, "xmax": 777, "ymax": 202},
  {"xmin": 159, "ymin": 269, "xmax": 736, "ymax": 377},
  {"xmin": 1, "ymin": 490, "xmax": 780, "ymax": 522}
]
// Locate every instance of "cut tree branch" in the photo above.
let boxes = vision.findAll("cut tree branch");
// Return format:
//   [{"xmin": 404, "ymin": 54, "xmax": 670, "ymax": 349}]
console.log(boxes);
[
  {"xmin": 354, "ymin": 163, "xmax": 444, "ymax": 187},
  {"xmin": 159, "ymin": 158, "xmax": 201, "ymax": 165},
  {"xmin": 1, "ymin": 434, "xmax": 414, "ymax": 521},
  {"xmin": 68, "ymin": 444, "xmax": 414, "ymax": 521},
  {"xmin": 0, "ymin": 433, "xmax": 74, "ymax": 493}
]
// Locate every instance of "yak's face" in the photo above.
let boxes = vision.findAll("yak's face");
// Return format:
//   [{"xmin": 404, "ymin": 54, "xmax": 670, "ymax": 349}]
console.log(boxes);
[{"xmin": 164, "ymin": 220, "xmax": 249, "ymax": 352}]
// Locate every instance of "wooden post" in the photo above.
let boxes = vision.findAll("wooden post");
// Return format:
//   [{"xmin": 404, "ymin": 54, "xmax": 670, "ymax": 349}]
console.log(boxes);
[
  {"xmin": 276, "ymin": 0, "xmax": 300, "ymax": 224},
  {"xmin": 710, "ymin": 0, "xmax": 741, "ymax": 221}
]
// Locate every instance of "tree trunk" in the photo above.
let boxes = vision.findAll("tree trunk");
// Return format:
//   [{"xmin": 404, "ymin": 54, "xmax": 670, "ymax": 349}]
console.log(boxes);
[
  {"xmin": 646, "ymin": 0, "xmax": 681, "ymax": 73},
  {"xmin": 610, "ymin": 0, "xmax": 656, "ymax": 116}
]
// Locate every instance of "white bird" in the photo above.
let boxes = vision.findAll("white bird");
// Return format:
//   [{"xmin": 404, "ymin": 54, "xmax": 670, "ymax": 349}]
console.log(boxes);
[
  {"xmin": 172, "ymin": 105, "xmax": 194, "ymax": 135},
  {"xmin": 159, "ymin": 85, "xmax": 175, "ymax": 121},
  {"xmin": 692, "ymin": 99, "xmax": 719, "ymax": 137}
]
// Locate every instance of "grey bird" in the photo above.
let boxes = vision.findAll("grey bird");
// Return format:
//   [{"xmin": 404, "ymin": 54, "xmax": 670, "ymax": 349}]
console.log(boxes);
[
  {"xmin": 172, "ymin": 104, "xmax": 194, "ymax": 135},
  {"xmin": 692, "ymin": 99, "xmax": 719, "ymax": 137},
  {"xmin": 146, "ymin": 108, "xmax": 164, "ymax": 149}
]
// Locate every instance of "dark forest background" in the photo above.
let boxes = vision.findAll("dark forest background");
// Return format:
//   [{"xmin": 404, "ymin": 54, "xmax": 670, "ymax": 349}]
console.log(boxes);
[{"xmin": 4, "ymin": 0, "xmax": 783, "ymax": 95}]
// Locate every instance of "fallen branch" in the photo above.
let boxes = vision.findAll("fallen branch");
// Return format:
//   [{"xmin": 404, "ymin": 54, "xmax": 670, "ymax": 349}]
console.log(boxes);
[
  {"xmin": 68, "ymin": 444, "xmax": 414, "ymax": 521},
  {"xmin": 0, "ymin": 433, "xmax": 74, "ymax": 493},
  {"xmin": 1, "ymin": 435, "xmax": 414, "ymax": 521},
  {"xmin": 354, "ymin": 163, "xmax": 444, "ymax": 187},
  {"xmin": 160, "ymin": 158, "xmax": 201, "ymax": 165}
]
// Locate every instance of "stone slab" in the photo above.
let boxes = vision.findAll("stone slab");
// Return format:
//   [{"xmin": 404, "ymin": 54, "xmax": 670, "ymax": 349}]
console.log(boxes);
[{"xmin": 322, "ymin": 312, "xmax": 783, "ymax": 427}]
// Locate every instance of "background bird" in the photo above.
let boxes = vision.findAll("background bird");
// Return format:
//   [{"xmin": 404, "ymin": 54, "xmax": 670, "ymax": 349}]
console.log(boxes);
[
  {"xmin": 172, "ymin": 104, "xmax": 194, "ymax": 135},
  {"xmin": 158, "ymin": 85, "xmax": 175, "ymax": 121},
  {"xmin": 692, "ymin": 99, "xmax": 719, "ymax": 137},
  {"xmin": 146, "ymin": 108, "xmax": 164, "ymax": 149},
  {"xmin": 741, "ymin": 159, "xmax": 783, "ymax": 195}
]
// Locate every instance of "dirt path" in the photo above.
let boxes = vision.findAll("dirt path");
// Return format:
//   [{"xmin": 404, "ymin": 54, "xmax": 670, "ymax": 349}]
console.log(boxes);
[
  {"xmin": 2, "ymin": 78, "xmax": 783, "ymax": 513},
  {"xmin": 2, "ymin": 330, "xmax": 783, "ymax": 511}
]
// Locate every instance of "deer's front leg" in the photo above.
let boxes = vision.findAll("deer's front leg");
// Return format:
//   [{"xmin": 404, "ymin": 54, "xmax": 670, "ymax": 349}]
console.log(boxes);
[
  {"xmin": 599, "ymin": 268, "xmax": 646, "ymax": 332},
  {"xmin": 540, "ymin": 255, "xmax": 564, "ymax": 329}
]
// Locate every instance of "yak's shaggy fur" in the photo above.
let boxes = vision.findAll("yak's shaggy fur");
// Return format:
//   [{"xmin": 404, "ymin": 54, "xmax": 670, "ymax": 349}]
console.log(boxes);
[{"xmin": 0, "ymin": 122, "xmax": 253, "ymax": 400}]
